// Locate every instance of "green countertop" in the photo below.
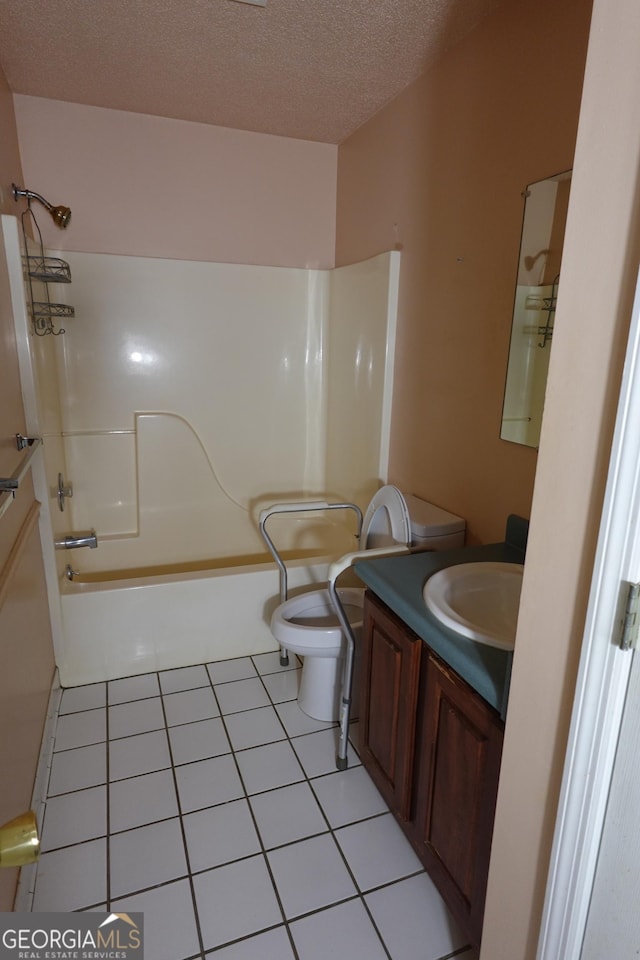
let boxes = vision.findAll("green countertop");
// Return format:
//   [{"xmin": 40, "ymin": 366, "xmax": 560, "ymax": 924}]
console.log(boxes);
[{"xmin": 354, "ymin": 534, "xmax": 526, "ymax": 720}]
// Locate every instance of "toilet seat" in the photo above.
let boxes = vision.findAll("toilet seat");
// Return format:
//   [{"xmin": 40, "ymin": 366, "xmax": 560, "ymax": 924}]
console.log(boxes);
[{"xmin": 361, "ymin": 484, "xmax": 411, "ymax": 549}]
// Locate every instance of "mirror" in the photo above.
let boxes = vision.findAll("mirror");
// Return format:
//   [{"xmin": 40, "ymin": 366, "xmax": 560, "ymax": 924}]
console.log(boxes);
[{"xmin": 501, "ymin": 170, "xmax": 571, "ymax": 447}]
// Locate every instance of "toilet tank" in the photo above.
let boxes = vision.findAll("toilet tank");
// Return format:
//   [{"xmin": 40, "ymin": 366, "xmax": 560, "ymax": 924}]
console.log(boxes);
[{"xmin": 404, "ymin": 494, "xmax": 465, "ymax": 551}]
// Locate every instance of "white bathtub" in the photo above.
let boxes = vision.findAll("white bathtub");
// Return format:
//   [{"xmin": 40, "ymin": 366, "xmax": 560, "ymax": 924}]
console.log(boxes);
[{"xmin": 57, "ymin": 553, "xmax": 333, "ymax": 687}]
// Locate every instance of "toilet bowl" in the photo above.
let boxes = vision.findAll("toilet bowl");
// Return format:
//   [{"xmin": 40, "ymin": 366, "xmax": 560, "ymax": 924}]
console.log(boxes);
[
  {"xmin": 269, "ymin": 486, "xmax": 465, "ymax": 722},
  {"xmin": 271, "ymin": 587, "xmax": 365, "ymax": 721}
]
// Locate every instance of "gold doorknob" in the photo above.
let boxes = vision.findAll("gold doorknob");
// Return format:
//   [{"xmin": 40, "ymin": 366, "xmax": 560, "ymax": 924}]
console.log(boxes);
[{"xmin": 0, "ymin": 811, "xmax": 40, "ymax": 867}]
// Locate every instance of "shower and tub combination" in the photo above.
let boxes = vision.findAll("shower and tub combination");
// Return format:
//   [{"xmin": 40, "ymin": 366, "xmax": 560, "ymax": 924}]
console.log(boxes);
[{"xmin": 3, "ymin": 204, "xmax": 406, "ymax": 687}]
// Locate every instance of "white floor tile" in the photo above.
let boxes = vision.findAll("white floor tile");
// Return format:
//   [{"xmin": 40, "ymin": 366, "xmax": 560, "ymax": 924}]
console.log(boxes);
[
  {"xmin": 267, "ymin": 833, "xmax": 357, "ymax": 919},
  {"xmin": 183, "ymin": 798, "xmax": 261, "ymax": 872},
  {"xmin": 109, "ymin": 729, "xmax": 171, "ymax": 781},
  {"xmin": 249, "ymin": 781, "xmax": 327, "ymax": 849},
  {"xmin": 112, "ymin": 878, "xmax": 201, "ymax": 960},
  {"xmin": 235, "ymin": 740, "xmax": 304, "ymax": 796},
  {"xmin": 335, "ymin": 813, "xmax": 423, "ymax": 892},
  {"xmin": 163, "ymin": 686, "xmax": 220, "ymax": 726},
  {"xmin": 109, "ymin": 768, "xmax": 179, "ymax": 832},
  {"xmin": 225, "ymin": 706, "xmax": 286, "ymax": 751},
  {"xmin": 207, "ymin": 657, "xmax": 257, "ymax": 684},
  {"xmin": 290, "ymin": 898, "xmax": 388, "ymax": 960},
  {"xmin": 194, "ymin": 855, "xmax": 282, "ymax": 950},
  {"xmin": 261, "ymin": 668, "xmax": 301, "ymax": 704},
  {"xmin": 365, "ymin": 873, "xmax": 468, "ymax": 960},
  {"xmin": 54, "ymin": 709, "xmax": 106, "ymax": 751},
  {"xmin": 110, "ymin": 817, "xmax": 188, "ymax": 898},
  {"xmin": 275, "ymin": 700, "xmax": 335, "ymax": 738},
  {"xmin": 205, "ymin": 925, "xmax": 295, "ymax": 960},
  {"xmin": 159, "ymin": 664, "xmax": 210, "ymax": 693},
  {"xmin": 59, "ymin": 683, "xmax": 106, "ymax": 714},
  {"xmin": 108, "ymin": 697, "xmax": 165, "ymax": 739},
  {"xmin": 108, "ymin": 673, "xmax": 160, "ymax": 705},
  {"xmin": 48, "ymin": 742, "xmax": 106, "ymax": 796},
  {"xmin": 176, "ymin": 754, "xmax": 244, "ymax": 813},
  {"xmin": 169, "ymin": 717, "xmax": 231, "ymax": 765},
  {"xmin": 291, "ymin": 727, "xmax": 344, "ymax": 778},
  {"xmin": 41, "ymin": 786, "xmax": 106, "ymax": 852},
  {"xmin": 214, "ymin": 677, "xmax": 271, "ymax": 715},
  {"xmin": 32, "ymin": 839, "xmax": 106, "ymax": 911},
  {"xmin": 252, "ymin": 651, "xmax": 300, "ymax": 675},
  {"xmin": 36, "ymin": 659, "xmax": 463, "ymax": 960},
  {"xmin": 311, "ymin": 765, "xmax": 389, "ymax": 828}
]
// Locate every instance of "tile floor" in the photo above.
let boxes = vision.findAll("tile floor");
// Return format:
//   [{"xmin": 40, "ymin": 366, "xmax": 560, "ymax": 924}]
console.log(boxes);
[{"xmin": 32, "ymin": 653, "xmax": 478, "ymax": 960}]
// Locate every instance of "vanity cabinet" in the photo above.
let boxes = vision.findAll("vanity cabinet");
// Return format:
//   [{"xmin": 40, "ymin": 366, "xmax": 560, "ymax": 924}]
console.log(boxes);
[{"xmin": 359, "ymin": 590, "xmax": 504, "ymax": 947}]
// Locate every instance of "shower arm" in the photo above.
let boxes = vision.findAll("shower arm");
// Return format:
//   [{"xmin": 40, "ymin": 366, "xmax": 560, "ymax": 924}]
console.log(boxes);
[{"xmin": 12, "ymin": 184, "xmax": 72, "ymax": 229}]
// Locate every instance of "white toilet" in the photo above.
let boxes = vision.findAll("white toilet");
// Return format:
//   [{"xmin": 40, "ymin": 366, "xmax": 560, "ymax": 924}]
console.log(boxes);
[{"xmin": 270, "ymin": 486, "xmax": 465, "ymax": 721}]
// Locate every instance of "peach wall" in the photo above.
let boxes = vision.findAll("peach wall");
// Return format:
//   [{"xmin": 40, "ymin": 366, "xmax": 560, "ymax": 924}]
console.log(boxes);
[
  {"xmin": 0, "ymin": 76, "xmax": 54, "ymax": 910},
  {"xmin": 13, "ymin": 97, "xmax": 337, "ymax": 268},
  {"xmin": 336, "ymin": 0, "xmax": 592, "ymax": 544},
  {"xmin": 483, "ymin": 0, "xmax": 640, "ymax": 954},
  {"xmin": 0, "ymin": 65, "xmax": 23, "ymax": 214}
]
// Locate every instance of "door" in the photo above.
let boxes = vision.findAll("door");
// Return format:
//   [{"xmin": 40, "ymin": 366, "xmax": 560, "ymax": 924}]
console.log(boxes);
[
  {"xmin": 0, "ymin": 216, "xmax": 56, "ymax": 909},
  {"xmin": 360, "ymin": 591, "xmax": 422, "ymax": 819},
  {"xmin": 416, "ymin": 654, "xmax": 503, "ymax": 946},
  {"xmin": 580, "ymin": 643, "xmax": 640, "ymax": 956}
]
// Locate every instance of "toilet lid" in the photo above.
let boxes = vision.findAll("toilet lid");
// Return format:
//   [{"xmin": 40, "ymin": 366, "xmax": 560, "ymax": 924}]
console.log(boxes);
[{"xmin": 362, "ymin": 485, "xmax": 411, "ymax": 549}]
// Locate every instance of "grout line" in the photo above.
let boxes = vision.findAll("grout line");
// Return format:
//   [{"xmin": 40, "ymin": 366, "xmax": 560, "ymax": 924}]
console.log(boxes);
[
  {"xmin": 206, "ymin": 659, "xmax": 302, "ymax": 960},
  {"xmin": 157, "ymin": 671, "xmax": 207, "ymax": 960},
  {"xmin": 104, "ymin": 693, "xmax": 112, "ymax": 910}
]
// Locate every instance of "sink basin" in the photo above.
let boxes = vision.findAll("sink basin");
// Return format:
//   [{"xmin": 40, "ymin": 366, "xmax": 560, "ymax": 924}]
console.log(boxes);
[{"xmin": 423, "ymin": 561, "xmax": 524, "ymax": 650}]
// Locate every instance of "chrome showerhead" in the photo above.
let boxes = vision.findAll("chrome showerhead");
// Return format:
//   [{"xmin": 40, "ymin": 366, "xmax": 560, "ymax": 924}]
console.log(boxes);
[{"xmin": 12, "ymin": 183, "xmax": 72, "ymax": 229}]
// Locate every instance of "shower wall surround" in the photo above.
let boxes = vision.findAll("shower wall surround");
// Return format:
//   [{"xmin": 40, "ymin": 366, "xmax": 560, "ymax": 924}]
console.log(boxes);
[{"xmin": 34, "ymin": 250, "xmax": 399, "ymax": 576}]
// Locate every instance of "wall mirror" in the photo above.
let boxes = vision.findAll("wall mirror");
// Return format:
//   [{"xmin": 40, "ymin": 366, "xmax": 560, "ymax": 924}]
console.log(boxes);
[{"xmin": 501, "ymin": 170, "xmax": 572, "ymax": 448}]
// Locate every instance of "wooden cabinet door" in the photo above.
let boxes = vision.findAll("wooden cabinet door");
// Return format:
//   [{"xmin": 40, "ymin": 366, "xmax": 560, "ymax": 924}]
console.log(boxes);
[
  {"xmin": 415, "ymin": 653, "xmax": 504, "ymax": 946},
  {"xmin": 360, "ymin": 591, "xmax": 422, "ymax": 819}
]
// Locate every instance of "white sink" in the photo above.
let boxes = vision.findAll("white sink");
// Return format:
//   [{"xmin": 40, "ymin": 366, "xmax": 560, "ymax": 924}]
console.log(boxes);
[{"xmin": 423, "ymin": 561, "xmax": 524, "ymax": 650}]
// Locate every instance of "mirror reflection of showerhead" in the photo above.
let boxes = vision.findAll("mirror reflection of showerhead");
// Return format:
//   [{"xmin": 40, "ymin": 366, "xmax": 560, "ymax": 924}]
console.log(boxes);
[
  {"xmin": 12, "ymin": 183, "xmax": 72, "ymax": 229},
  {"xmin": 523, "ymin": 249, "xmax": 549, "ymax": 272}
]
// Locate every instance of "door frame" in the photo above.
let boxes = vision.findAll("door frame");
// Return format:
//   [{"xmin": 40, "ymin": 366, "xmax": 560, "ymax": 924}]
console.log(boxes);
[{"xmin": 537, "ymin": 264, "xmax": 640, "ymax": 958}]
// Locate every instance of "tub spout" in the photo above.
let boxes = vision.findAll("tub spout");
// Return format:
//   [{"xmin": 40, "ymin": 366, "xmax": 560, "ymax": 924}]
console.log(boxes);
[{"xmin": 55, "ymin": 530, "xmax": 98, "ymax": 550}]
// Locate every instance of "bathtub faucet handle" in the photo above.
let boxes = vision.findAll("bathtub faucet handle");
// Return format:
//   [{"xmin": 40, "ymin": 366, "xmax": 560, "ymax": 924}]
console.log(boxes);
[
  {"xmin": 57, "ymin": 473, "xmax": 73, "ymax": 512},
  {"xmin": 54, "ymin": 530, "xmax": 98, "ymax": 550}
]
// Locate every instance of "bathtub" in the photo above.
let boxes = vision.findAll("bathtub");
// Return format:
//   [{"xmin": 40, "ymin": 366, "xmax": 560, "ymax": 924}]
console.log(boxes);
[{"xmin": 57, "ymin": 552, "xmax": 335, "ymax": 687}]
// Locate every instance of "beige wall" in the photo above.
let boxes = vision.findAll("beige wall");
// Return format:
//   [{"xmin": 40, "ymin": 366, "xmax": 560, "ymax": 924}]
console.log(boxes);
[
  {"xmin": 0, "ymin": 65, "xmax": 55, "ymax": 910},
  {"xmin": 13, "ymin": 96, "xmax": 337, "ymax": 269},
  {"xmin": 336, "ymin": 0, "xmax": 592, "ymax": 544},
  {"xmin": 483, "ymin": 0, "xmax": 640, "ymax": 954}
]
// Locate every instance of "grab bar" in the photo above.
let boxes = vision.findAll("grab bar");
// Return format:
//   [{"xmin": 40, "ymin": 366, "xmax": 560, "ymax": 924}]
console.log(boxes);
[
  {"xmin": 328, "ymin": 544, "xmax": 410, "ymax": 770},
  {"xmin": 259, "ymin": 500, "xmax": 363, "ymax": 605},
  {"xmin": 0, "ymin": 435, "xmax": 42, "ymax": 521},
  {"xmin": 259, "ymin": 500, "xmax": 363, "ymax": 666}
]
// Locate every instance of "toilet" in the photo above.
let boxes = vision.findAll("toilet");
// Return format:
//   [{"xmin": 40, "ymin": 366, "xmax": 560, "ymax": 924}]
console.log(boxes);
[{"xmin": 270, "ymin": 486, "xmax": 465, "ymax": 721}]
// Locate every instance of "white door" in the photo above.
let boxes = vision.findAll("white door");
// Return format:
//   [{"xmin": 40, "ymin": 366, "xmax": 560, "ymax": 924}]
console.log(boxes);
[
  {"xmin": 537, "ymin": 266, "xmax": 640, "ymax": 960},
  {"xmin": 580, "ymin": 640, "xmax": 640, "ymax": 957}
]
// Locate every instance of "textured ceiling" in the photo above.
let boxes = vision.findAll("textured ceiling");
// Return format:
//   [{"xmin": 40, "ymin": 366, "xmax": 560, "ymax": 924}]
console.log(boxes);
[{"xmin": 0, "ymin": 0, "xmax": 502, "ymax": 144}]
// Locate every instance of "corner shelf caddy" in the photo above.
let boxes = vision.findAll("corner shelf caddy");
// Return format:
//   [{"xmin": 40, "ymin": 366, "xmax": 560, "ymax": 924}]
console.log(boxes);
[{"xmin": 21, "ymin": 212, "xmax": 74, "ymax": 336}]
